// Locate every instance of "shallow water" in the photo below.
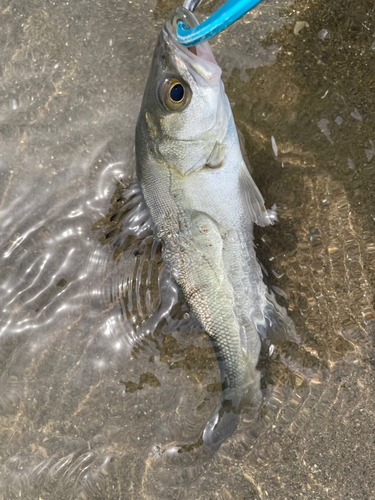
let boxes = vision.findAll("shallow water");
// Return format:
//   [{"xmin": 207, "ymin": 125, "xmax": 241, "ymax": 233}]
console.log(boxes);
[{"xmin": 0, "ymin": 0, "xmax": 374, "ymax": 499}]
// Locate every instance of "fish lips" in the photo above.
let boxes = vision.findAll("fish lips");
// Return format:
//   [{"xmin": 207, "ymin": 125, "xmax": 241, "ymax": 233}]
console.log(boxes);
[{"xmin": 160, "ymin": 22, "xmax": 223, "ymax": 89}]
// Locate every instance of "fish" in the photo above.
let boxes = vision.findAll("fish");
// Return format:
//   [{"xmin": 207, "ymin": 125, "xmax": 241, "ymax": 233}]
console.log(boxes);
[{"xmin": 135, "ymin": 7, "xmax": 296, "ymax": 450}]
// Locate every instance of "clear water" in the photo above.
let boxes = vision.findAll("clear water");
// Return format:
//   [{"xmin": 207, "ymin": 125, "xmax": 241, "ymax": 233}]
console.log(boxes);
[{"xmin": 1, "ymin": 0, "xmax": 374, "ymax": 498}]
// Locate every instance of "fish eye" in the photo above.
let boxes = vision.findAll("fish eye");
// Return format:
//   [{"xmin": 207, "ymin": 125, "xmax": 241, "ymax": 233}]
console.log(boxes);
[
  {"xmin": 170, "ymin": 83, "xmax": 184, "ymax": 103},
  {"xmin": 160, "ymin": 78, "xmax": 191, "ymax": 112}
]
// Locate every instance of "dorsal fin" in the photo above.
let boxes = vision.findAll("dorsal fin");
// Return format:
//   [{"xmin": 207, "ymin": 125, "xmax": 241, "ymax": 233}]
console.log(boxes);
[
  {"xmin": 237, "ymin": 128, "xmax": 252, "ymax": 173},
  {"xmin": 239, "ymin": 163, "xmax": 277, "ymax": 227}
]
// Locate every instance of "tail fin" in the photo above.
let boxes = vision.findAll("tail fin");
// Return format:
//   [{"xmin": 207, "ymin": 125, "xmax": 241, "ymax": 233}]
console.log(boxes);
[{"xmin": 202, "ymin": 398, "xmax": 240, "ymax": 451}]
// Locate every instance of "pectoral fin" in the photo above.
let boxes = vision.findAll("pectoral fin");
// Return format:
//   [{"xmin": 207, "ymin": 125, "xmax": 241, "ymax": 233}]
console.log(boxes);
[{"xmin": 206, "ymin": 141, "xmax": 226, "ymax": 168}]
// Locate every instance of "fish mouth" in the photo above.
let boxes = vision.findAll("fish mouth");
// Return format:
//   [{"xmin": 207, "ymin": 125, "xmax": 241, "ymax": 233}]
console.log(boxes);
[{"xmin": 162, "ymin": 18, "xmax": 222, "ymax": 87}]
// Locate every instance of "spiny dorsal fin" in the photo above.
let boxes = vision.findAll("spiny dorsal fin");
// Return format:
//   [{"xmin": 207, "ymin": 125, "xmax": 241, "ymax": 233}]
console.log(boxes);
[
  {"xmin": 237, "ymin": 128, "xmax": 252, "ymax": 174},
  {"xmin": 239, "ymin": 163, "xmax": 277, "ymax": 227}
]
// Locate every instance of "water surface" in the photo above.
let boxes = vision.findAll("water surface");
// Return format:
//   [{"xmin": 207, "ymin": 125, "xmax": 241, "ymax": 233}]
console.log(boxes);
[{"xmin": 0, "ymin": 0, "xmax": 374, "ymax": 498}]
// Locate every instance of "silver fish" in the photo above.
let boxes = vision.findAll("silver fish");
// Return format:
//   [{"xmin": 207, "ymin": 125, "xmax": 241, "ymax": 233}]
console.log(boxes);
[{"xmin": 135, "ymin": 8, "xmax": 295, "ymax": 449}]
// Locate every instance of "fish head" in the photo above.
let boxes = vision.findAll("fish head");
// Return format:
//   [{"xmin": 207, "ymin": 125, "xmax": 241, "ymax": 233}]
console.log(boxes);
[{"xmin": 136, "ymin": 14, "xmax": 230, "ymax": 176}]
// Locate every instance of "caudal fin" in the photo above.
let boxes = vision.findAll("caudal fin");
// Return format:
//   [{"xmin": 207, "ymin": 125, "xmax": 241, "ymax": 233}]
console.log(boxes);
[{"xmin": 202, "ymin": 398, "xmax": 240, "ymax": 451}]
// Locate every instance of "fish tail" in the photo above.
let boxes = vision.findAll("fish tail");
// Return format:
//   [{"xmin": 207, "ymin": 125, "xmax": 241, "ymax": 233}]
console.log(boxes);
[{"xmin": 202, "ymin": 349, "xmax": 261, "ymax": 450}]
